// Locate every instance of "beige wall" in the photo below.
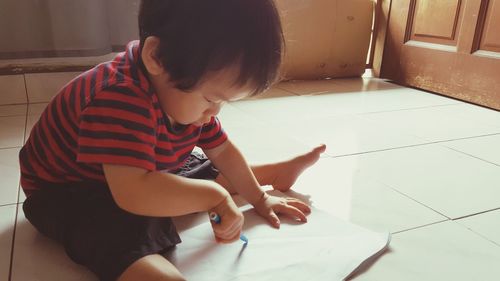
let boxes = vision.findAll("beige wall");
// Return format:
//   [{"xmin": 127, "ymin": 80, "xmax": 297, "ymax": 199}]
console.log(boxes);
[
  {"xmin": 0, "ymin": 0, "xmax": 373, "ymax": 79},
  {"xmin": 277, "ymin": 0, "xmax": 374, "ymax": 80}
]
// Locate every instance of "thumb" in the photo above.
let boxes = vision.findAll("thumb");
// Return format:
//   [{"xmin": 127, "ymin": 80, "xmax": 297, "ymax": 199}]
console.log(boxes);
[{"xmin": 267, "ymin": 210, "xmax": 281, "ymax": 229}]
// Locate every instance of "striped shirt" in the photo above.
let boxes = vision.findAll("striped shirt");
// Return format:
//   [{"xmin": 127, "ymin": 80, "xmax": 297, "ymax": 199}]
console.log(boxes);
[{"xmin": 19, "ymin": 41, "xmax": 228, "ymax": 196}]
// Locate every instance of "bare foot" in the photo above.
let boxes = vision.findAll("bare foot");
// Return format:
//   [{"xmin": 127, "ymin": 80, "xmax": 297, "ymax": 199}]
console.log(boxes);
[{"xmin": 271, "ymin": 144, "xmax": 327, "ymax": 192}]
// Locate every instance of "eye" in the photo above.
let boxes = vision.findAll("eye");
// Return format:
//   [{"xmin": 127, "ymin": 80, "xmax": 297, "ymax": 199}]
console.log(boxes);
[{"xmin": 204, "ymin": 96, "xmax": 214, "ymax": 103}]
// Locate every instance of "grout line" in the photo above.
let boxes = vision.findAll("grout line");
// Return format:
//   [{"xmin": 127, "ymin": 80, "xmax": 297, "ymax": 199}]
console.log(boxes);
[
  {"xmin": 274, "ymin": 86, "xmax": 301, "ymax": 96},
  {"xmin": 23, "ymin": 74, "xmax": 29, "ymax": 104},
  {"xmin": 327, "ymin": 142, "xmax": 438, "ymax": 159},
  {"xmin": 0, "ymin": 203, "xmax": 18, "ymax": 208},
  {"xmin": 388, "ymin": 186, "xmax": 451, "ymax": 219},
  {"xmin": 452, "ymin": 207, "xmax": 500, "ymax": 220},
  {"xmin": 0, "ymin": 146, "xmax": 22, "ymax": 151},
  {"xmin": 325, "ymin": 132, "xmax": 500, "ymax": 159},
  {"xmin": 442, "ymin": 145, "xmax": 500, "ymax": 168},
  {"xmin": 391, "ymin": 219, "xmax": 450, "ymax": 235},
  {"xmin": 358, "ymin": 103, "xmax": 459, "ymax": 116},
  {"xmin": 22, "ymin": 104, "xmax": 29, "ymax": 145},
  {"xmin": 8, "ymin": 203, "xmax": 20, "ymax": 281},
  {"xmin": 455, "ymin": 222, "xmax": 500, "ymax": 248}
]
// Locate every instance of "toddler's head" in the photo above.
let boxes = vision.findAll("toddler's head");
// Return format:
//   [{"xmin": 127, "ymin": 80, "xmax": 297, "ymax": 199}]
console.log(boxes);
[{"xmin": 138, "ymin": 0, "xmax": 284, "ymax": 125}]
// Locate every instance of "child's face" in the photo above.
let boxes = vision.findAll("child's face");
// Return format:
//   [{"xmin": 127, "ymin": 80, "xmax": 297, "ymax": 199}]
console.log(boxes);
[{"xmin": 151, "ymin": 64, "xmax": 251, "ymax": 126}]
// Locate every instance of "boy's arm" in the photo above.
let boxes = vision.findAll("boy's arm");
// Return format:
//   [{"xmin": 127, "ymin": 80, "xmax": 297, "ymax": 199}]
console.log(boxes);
[
  {"xmin": 203, "ymin": 140, "xmax": 309, "ymax": 228},
  {"xmin": 102, "ymin": 163, "xmax": 229, "ymax": 217},
  {"xmin": 104, "ymin": 164, "xmax": 245, "ymax": 243}
]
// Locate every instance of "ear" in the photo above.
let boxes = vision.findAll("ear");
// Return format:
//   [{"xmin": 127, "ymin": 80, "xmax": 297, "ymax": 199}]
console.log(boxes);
[{"xmin": 141, "ymin": 36, "xmax": 166, "ymax": 76}]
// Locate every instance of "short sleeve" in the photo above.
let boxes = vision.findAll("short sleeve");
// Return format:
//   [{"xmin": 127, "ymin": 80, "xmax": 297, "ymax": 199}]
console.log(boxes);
[
  {"xmin": 76, "ymin": 88, "xmax": 157, "ymax": 171},
  {"xmin": 197, "ymin": 117, "xmax": 228, "ymax": 149}
]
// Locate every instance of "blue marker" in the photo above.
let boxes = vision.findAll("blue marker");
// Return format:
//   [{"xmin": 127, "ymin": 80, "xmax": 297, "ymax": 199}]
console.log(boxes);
[{"xmin": 209, "ymin": 212, "xmax": 248, "ymax": 244}]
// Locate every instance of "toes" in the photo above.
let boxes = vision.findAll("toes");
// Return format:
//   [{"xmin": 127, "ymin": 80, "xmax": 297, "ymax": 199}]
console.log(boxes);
[{"xmin": 314, "ymin": 144, "xmax": 327, "ymax": 153}]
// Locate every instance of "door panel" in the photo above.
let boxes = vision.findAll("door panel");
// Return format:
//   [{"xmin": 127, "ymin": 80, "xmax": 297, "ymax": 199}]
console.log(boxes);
[
  {"xmin": 381, "ymin": 0, "xmax": 500, "ymax": 110},
  {"xmin": 477, "ymin": 0, "xmax": 500, "ymax": 53}
]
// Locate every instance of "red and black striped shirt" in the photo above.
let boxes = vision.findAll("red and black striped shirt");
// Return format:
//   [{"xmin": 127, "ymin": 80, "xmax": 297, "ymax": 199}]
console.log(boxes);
[{"xmin": 19, "ymin": 41, "xmax": 227, "ymax": 196}]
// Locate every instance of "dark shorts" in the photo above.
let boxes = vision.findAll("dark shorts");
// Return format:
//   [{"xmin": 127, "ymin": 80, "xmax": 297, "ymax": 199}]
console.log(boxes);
[{"xmin": 22, "ymin": 152, "xmax": 219, "ymax": 281}]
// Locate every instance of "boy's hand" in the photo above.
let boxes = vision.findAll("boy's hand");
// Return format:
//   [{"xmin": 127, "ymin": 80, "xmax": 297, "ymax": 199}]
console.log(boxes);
[
  {"xmin": 209, "ymin": 195, "xmax": 244, "ymax": 243},
  {"xmin": 253, "ymin": 194, "xmax": 311, "ymax": 228}
]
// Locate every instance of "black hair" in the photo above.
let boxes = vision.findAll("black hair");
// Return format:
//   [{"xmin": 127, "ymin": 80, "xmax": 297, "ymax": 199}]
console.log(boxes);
[{"xmin": 139, "ymin": 0, "xmax": 284, "ymax": 96}]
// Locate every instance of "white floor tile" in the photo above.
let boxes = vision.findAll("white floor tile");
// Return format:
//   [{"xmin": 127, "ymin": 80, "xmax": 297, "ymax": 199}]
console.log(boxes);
[
  {"xmin": 11, "ymin": 209, "xmax": 97, "ymax": 281},
  {"xmin": 232, "ymin": 95, "xmax": 311, "ymax": 123},
  {"xmin": 0, "ymin": 116, "xmax": 26, "ymax": 148},
  {"xmin": 0, "ymin": 205, "xmax": 16, "ymax": 281},
  {"xmin": 457, "ymin": 209, "xmax": 500, "ymax": 246},
  {"xmin": 0, "ymin": 148, "xmax": 21, "ymax": 206},
  {"xmin": 0, "ymin": 75, "xmax": 27, "ymax": 105},
  {"xmin": 0, "ymin": 104, "xmax": 27, "ymax": 117},
  {"xmin": 25, "ymin": 72, "xmax": 81, "ymax": 103},
  {"xmin": 272, "ymin": 114, "xmax": 427, "ymax": 157},
  {"xmin": 291, "ymin": 158, "xmax": 447, "ymax": 233},
  {"xmin": 277, "ymin": 78, "xmax": 399, "ymax": 95},
  {"xmin": 233, "ymin": 87, "xmax": 459, "ymax": 124},
  {"xmin": 359, "ymin": 144, "xmax": 500, "ymax": 219},
  {"xmin": 352, "ymin": 221, "xmax": 500, "ymax": 281},
  {"xmin": 363, "ymin": 104, "xmax": 500, "ymax": 142},
  {"xmin": 443, "ymin": 134, "xmax": 500, "ymax": 166},
  {"xmin": 436, "ymin": 103, "xmax": 500, "ymax": 130},
  {"xmin": 5, "ymin": 76, "xmax": 500, "ymax": 280},
  {"xmin": 229, "ymin": 125, "xmax": 314, "ymax": 164}
]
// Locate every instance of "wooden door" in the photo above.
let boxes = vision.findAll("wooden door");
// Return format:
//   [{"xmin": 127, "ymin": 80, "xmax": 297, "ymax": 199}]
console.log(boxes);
[{"xmin": 380, "ymin": 0, "xmax": 500, "ymax": 110}]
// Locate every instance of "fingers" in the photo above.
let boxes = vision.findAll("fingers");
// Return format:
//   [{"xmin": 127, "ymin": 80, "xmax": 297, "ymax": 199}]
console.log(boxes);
[
  {"xmin": 266, "ymin": 210, "xmax": 281, "ymax": 229},
  {"xmin": 274, "ymin": 203, "xmax": 307, "ymax": 223},
  {"xmin": 212, "ymin": 217, "xmax": 243, "ymax": 243},
  {"xmin": 286, "ymin": 198, "xmax": 311, "ymax": 214},
  {"xmin": 275, "ymin": 197, "xmax": 311, "ymax": 222}
]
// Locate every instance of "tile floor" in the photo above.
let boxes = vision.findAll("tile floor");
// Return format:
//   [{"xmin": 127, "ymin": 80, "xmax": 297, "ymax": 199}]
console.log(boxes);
[{"xmin": 1, "ymin": 72, "xmax": 500, "ymax": 280}]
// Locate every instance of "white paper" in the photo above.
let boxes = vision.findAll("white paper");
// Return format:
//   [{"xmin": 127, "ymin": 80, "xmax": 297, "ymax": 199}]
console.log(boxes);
[{"xmin": 169, "ymin": 191, "xmax": 390, "ymax": 281}]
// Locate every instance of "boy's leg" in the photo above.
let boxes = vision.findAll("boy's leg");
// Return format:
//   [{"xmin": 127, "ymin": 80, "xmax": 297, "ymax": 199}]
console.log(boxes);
[
  {"xmin": 117, "ymin": 254, "xmax": 185, "ymax": 281},
  {"xmin": 215, "ymin": 144, "xmax": 326, "ymax": 193}
]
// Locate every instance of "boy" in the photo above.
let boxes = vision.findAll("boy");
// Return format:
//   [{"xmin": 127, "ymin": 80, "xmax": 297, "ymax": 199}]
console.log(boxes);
[{"xmin": 20, "ymin": 0, "xmax": 326, "ymax": 280}]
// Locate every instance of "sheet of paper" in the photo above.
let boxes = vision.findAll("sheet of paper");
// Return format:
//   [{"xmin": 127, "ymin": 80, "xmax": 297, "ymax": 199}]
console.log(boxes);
[{"xmin": 168, "ymin": 191, "xmax": 390, "ymax": 281}]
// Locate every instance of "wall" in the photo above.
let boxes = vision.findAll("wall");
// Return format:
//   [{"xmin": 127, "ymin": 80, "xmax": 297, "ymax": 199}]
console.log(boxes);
[{"xmin": 0, "ymin": 0, "xmax": 373, "ymax": 79}]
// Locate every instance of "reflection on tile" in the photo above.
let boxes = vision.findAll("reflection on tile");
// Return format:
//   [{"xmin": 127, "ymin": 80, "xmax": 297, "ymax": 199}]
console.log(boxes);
[
  {"xmin": 0, "ymin": 205, "xmax": 16, "ymax": 281},
  {"xmin": 352, "ymin": 221, "xmax": 500, "ymax": 281},
  {"xmin": 25, "ymin": 72, "xmax": 81, "ymax": 103},
  {"xmin": 232, "ymin": 95, "xmax": 312, "ymax": 123},
  {"xmin": 273, "ymin": 114, "xmax": 426, "ymax": 157},
  {"xmin": 11, "ymin": 209, "xmax": 97, "ymax": 281},
  {"xmin": 277, "ymin": 79, "xmax": 344, "ymax": 95},
  {"xmin": 0, "ymin": 75, "xmax": 27, "ymax": 105},
  {"xmin": 233, "ymin": 88, "xmax": 459, "ymax": 124},
  {"xmin": 364, "ymin": 104, "xmax": 500, "ymax": 142},
  {"xmin": 313, "ymin": 78, "xmax": 400, "ymax": 93},
  {"xmin": 228, "ymin": 124, "xmax": 313, "ymax": 164},
  {"xmin": 291, "ymin": 158, "xmax": 447, "ymax": 233},
  {"xmin": 0, "ymin": 104, "xmax": 27, "ymax": 117},
  {"xmin": 457, "ymin": 209, "xmax": 500, "ymax": 246},
  {"xmin": 360, "ymin": 144, "xmax": 500, "ymax": 219},
  {"xmin": 246, "ymin": 86, "xmax": 296, "ymax": 100},
  {"xmin": 0, "ymin": 115, "xmax": 26, "ymax": 148},
  {"xmin": 0, "ymin": 148, "xmax": 21, "ymax": 206},
  {"xmin": 443, "ymin": 134, "xmax": 500, "ymax": 166}
]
